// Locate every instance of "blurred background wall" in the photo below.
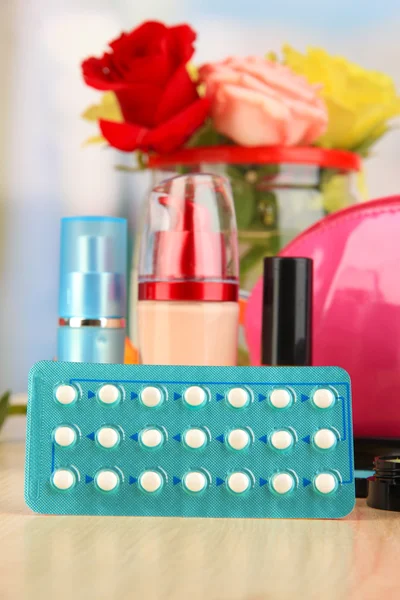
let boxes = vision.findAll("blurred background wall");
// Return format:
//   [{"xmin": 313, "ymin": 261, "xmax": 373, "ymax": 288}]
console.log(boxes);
[{"xmin": 1, "ymin": 0, "xmax": 400, "ymax": 392}]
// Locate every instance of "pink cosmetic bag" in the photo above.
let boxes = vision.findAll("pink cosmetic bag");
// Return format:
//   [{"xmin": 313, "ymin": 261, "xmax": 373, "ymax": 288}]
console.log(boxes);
[{"xmin": 245, "ymin": 197, "xmax": 400, "ymax": 437}]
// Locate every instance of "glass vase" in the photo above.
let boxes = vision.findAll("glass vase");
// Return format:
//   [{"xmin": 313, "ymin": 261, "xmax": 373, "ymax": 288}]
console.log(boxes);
[
  {"xmin": 144, "ymin": 145, "xmax": 362, "ymax": 364},
  {"xmin": 149, "ymin": 146, "xmax": 361, "ymax": 292}
]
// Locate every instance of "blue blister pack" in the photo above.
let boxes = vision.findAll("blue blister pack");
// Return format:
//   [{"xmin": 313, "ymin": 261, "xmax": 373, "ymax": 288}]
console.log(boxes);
[{"xmin": 25, "ymin": 361, "xmax": 355, "ymax": 518}]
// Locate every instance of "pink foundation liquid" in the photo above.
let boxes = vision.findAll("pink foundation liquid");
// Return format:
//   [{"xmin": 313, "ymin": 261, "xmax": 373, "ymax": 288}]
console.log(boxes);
[{"xmin": 138, "ymin": 301, "xmax": 239, "ymax": 365}]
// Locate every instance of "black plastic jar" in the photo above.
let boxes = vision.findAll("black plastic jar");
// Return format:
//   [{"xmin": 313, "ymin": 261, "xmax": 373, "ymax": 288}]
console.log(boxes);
[{"xmin": 367, "ymin": 455, "xmax": 400, "ymax": 512}]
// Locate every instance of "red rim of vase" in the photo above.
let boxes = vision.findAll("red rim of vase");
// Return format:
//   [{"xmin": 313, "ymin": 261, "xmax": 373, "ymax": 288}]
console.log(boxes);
[{"xmin": 148, "ymin": 145, "xmax": 361, "ymax": 172}]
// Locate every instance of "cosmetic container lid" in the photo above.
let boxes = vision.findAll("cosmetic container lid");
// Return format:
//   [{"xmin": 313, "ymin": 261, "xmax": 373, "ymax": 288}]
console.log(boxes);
[
  {"xmin": 59, "ymin": 216, "xmax": 127, "ymax": 318},
  {"xmin": 138, "ymin": 174, "xmax": 239, "ymax": 302},
  {"xmin": 367, "ymin": 455, "xmax": 400, "ymax": 512},
  {"xmin": 261, "ymin": 257, "xmax": 313, "ymax": 366}
]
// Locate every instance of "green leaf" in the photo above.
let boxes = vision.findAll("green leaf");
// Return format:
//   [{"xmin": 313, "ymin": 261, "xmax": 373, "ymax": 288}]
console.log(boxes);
[
  {"xmin": 0, "ymin": 392, "xmax": 27, "ymax": 433},
  {"xmin": 114, "ymin": 151, "xmax": 148, "ymax": 172},
  {"xmin": 8, "ymin": 405, "xmax": 27, "ymax": 416},
  {"xmin": 0, "ymin": 391, "xmax": 11, "ymax": 432},
  {"xmin": 115, "ymin": 165, "xmax": 141, "ymax": 173},
  {"xmin": 188, "ymin": 119, "xmax": 230, "ymax": 148},
  {"xmin": 226, "ymin": 166, "xmax": 257, "ymax": 229},
  {"xmin": 350, "ymin": 124, "xmax": 394, "ymax": 157},
  {"xmin": 137, "ymin": 151, "xmax": 149, "ymax": 170},
  {"xmin": 254, "ymin": 189, "xmax": 279, "ymax": 230},
  {"xmin": 239, "ymin": 244, "xmax": 270, "ymax": 278},
  {"xmin": 81, "ymin": 92, "xmax": 122, "ymax": 123},
  {"xmin": 82, "ymin": 135, "xmax": 106, "ymax": 147},
  {"xmin": 320, "ymin": 168, "xmax": 356, "ymax": 213},
  {"xmin": 254, "ymin": 163, "xmax": 281, "ymax": 179}
]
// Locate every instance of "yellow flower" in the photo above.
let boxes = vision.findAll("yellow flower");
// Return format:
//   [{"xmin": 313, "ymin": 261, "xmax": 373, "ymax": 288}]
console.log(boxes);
[{"xmin": 282, "ymin": 45, "xmax": 400, "ymax": 154}]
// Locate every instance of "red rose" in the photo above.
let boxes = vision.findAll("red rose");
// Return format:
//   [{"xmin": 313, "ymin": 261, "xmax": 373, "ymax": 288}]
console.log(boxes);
[{"xmin": 82, "ymin": 21, "xmax": 209, "ymax": 153}]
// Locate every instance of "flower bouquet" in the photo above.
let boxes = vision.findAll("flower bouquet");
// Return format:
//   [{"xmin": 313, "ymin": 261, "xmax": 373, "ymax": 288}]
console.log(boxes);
[{"xmin": 82, "ymin": 20, "xmax": 400, "ymax": 290}]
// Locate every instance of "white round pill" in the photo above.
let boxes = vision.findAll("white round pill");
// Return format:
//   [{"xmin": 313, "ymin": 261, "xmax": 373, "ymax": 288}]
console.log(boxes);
[
  {"xmin": 54, "ymin": 426, "xmax": 76, "ymax": 447},
  {"xmin": 313, "ymin": 388, "xmax": 335, "ymax": 409},
  {"xmin": 227, "ymin": 472, "xmax": 251, "ymax": 494},
  {"xmin": 227, "ymin": 429, "xmax": 250, "ymax": 451},
  {"xmin": 314, "ymin": 473, "xmax": 337, "ymax": 495},
  {"xmin": 270, "ymin": 430, "xmax": 294, "ymax": 451},
  {"xmin": 97, "ymin": 427, "xmax": 120, "ymax": 449},
  {"xmin": 227, "ymin": 388, "xmax": 249, "ymax": 408},
  {"xmin": 140, "ymin": 471, "xmax": 162, "ymax": 493},
  {"xmin": 184, "ymin": 386, "xmax": 206, "ymax": 407},
  {"xmin": 55, "ymin": 385, "xmax": 77, "ymax": 405},
  {"xmin": 141, "ymin": 387, "xmax": 162, "ymax": 408},
  {"xmin": 314, "ymin": 429, "xmax": 337, "ymax": 450},
  {"xmin": 140, "ymin": 428, "xmax": 163, "ymax": 448},
  {"xmin": 272, "ymin": 473, "xmax": 295, "ymax": 495},
  {"xmin": 96, "ymin": 470, "xmax": 119, "ymax": 492},
  {"xmin": 184, "ymin": 471, "xmax": 207, "ymax": 493},
  {"xmin": 184, "ymin": 428, "xmax": 207, "ymax": 449},
  {"xmin": 98, "ymin": 384, "xmax": 120, "ymax": 405},
  {"xmin": 269, "ymin": 389, "xmax": 292, "ymax": 409},
  {"xmin": 52, "ymin": 469, "xmax": 75, "ymax": 490}
]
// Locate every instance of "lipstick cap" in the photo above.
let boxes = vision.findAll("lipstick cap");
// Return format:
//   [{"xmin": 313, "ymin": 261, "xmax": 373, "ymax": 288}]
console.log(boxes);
[
  {"xmin": 59, "ymin": 216, "xmax": 127, "ymax": 319},
  {"xmin": 261, "ymin": 257, "xmax": 313, "ymax": 366}
]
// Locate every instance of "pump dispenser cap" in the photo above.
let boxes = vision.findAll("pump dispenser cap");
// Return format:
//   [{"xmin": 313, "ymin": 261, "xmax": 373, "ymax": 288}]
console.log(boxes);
[
  {"xmin": 59, "ymin": 216, "xmax": 127, "ymax": 319},
  {"xmin": 138, "ymin": 174, "xmax": 238, "ymax": 302},
  {"xmin": 261, "ymin": 257, "xmax": 313, "ymax": 366}
]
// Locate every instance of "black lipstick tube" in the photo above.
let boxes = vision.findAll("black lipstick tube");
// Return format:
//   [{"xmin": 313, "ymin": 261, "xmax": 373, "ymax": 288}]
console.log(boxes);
[{"xmin": 261, "ymin": 257, "xmax": 313, "ymax": 366}]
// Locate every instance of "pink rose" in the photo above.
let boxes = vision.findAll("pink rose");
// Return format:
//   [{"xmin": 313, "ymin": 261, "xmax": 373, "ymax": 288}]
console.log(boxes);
[{"xmin": 199, "ymin": 56, "xmax": 328, "ymax": 146}]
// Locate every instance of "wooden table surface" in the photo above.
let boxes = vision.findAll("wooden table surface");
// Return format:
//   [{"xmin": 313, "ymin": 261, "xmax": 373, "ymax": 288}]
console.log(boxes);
[{"xmin": 1, "ymin": 417, "xmax": 400, "ymax": 600}]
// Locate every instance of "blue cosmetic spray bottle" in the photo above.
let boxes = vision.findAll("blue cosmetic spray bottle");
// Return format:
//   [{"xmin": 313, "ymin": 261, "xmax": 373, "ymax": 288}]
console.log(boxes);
[{"xmin": 57, "ymin": 216, "xmax": 127, "ymax": 363}]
